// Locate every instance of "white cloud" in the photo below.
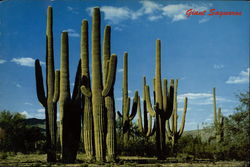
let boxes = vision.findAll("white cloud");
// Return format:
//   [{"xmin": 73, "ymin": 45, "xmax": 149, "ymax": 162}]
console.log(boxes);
[
  {"xmin": 199, "ymin": 17, "xmax": 210, "ymax": 24},
  {"xmin": 226, "ymin": 68, "xmax": 249, "ymax": 84},
  {"xmin": 16, "ymin": 83, "xmax": 21, "ymax": 88},
  {"xmin": 0, "ymin": 59, "xmax": 6, "ymax": 64},
  {"xmin": 116, "ymin": 97, "xmax": 123, "ymax": 101},
  {"xmin": 86, "ymin": 2, "xmax": 212, "ymax": 24},
  {"xmin": 118, "ymin": 68, "xmax": 124, "ymax": 72},
  {"xmin": 67, "ymin": 6, "xmax": 79, "ymax": 14},
  {"xmin": 114, "ymin": 27, "xmax": 123, "ymax": 31},
  {"xmin": 24, "ymin": 102, "xmax": 33, "ymax": 105},
  {"xmin": 178, "ymin": 92, "xmax": 234, "ymax": 106},
  {"xmin": 37, "ymin": 108, "xmax": 45, "ymax": 113},
  {"xmin": 63, "ymin": 29, "xmax": 80, "ymax": 37},
  {"xmin": 128, "ymin": 90, "xmax": 132, "ymax": 94},
  {"xmin": 213, "ymin": 64, "xmax": 224, "ymax": 69},
  {"xmin": 11, "ymin": 57, "xmax": 35, "ymax": 67},
  {"xmin": 20, "ymin": 111, "xmax": 31, "ymax": 118}
]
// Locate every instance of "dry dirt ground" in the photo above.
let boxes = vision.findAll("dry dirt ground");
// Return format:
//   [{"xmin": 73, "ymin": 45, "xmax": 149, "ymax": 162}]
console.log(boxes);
[{"xmin": 0, "ymin": 153, "xmax": 248, "ymax": 167}]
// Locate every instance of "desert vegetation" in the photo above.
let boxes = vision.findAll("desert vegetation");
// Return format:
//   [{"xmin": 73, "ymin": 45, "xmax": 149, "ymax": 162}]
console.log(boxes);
[{"xmin": 0, "ymin": 6, "xmax": 249, "ymax": 167}]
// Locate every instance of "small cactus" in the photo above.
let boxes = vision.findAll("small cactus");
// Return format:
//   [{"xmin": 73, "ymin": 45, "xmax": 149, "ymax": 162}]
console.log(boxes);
[
  {"xmin": 213, "ymin": 88, "xmax": 224, "ymax": 143},
  {"xmin": 137, "ymin": 76, "xmax": 155, "ymax": 137},
  {"xmin": 166, "ymin": 80, "xmax": 188, "ymax": 153},
  {"xmin": 118, "ymin": 52, "xmax": 138, "ymax": 148}
]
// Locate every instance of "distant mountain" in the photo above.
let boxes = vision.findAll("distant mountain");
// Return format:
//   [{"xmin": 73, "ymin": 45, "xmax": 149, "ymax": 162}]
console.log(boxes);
[{"xmin": 25, "ymin": 118, "xmax": 46, "ymax": 125}]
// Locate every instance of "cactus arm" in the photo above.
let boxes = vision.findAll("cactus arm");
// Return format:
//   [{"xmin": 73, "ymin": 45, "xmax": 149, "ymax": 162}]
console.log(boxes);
[
  {"xmin": 148, "ymin": 118, "xmax": 156, "ymax": 137},
  {"xmin": 177, "ymin": 97, "xmax": 188, "ymax": 137},
  {"xmin": 145, "ymin": 115, "xmax": 152, "ymax": 136},
  {"xmin": 80, "ymin": 20, "xmax": 92, "ymax": 98},
  {"xmin": 166, "ymin": 119, "xmax": 173, "ymax": 138},
  {"xmin": 104, "ymin": 60, "xmax": 110, "ymax": 82},
  {"xmin": 144, "ymin": 85, "xmax": 156, "ymax": 117},
  {"xmin": 103, "ymin": 25, "xmax": 111, "ymax": 74},
  {"xmin": 167, "ymin": 79, "xmax": 175, "ymax": 119},
  {"xmin": 163, "ymin": 79, "xmax": 168, "ymax": 116},
  {"xmin": 213, "ymin": 88, "xmax": 217, "ymax": 125},
  {"xmin": 35, "ymin": 59, "xmax": 47, "ymax": 107},
  {"xmin": 173, "ymin": 80, "xmax": 178, "ymax": 133},
  {"xmin": 102, "ymin": 54, "xmax": 117, "ymax": 97},
  {"xmin": 117, "ymin": 111, "xmax": 123, "ymax": 118},
  {"xmin": 81, "ymin": 85, "xmax": 92, "ymax": 97},
  {"xmin": 53, "ymin": 70, "xmax": 60, "ymax": 103},
  {"xmin": 129, "ymin": 91, "xmax": 138, "ymax": 120},
  {"xmin": 72, "ymin": 60, "xmax": 82, "ymax": 100},
  {"xmin": 137, "ymin": 95, "xmax": 143, "ymax": 133}
]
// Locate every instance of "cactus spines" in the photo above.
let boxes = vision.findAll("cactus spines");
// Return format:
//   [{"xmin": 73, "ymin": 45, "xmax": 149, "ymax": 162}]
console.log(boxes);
[
  {"xmin": 120, "ymin": 52, "xmax": 139, "ymax": 147},
  {"xmin": 60, "ymin": 32, "xmax": 82, "ymax": 163},
  {"xmin": 166, "ymin": 80, "xmax": 188, "ymax": 153},
  {"xmin": 213, "ymin": 88, "xmax": 224, "ymax": 143},
  {"xmin": 144, "ymin": 39, "xmax": 175, "ymax": 160},
  {"xmin": 80, "ymin": 20, "xmax": 95, "ymax": 161},
  {"xmin": 34, "ymin": 6, "xmax": 58, "ymax": 162}
]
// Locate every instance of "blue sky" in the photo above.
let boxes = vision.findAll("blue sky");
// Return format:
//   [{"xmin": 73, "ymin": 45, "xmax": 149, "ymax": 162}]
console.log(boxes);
[{"xmin": 0, "ymin": 0, "xmax": 249, "ymax": 130}]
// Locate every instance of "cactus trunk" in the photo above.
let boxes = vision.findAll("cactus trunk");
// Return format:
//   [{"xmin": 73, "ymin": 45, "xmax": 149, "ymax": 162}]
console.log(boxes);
[
  {"xmin": 35, "ymin": 6, "xmax": 59, "ymax": 162},
  {"xmin": 81, "ymin": 20, "xmax": 95, "ymax": 161},
  {"xmin": 60, "ymin": 32, "xmax": 81, "ymax": 163}
]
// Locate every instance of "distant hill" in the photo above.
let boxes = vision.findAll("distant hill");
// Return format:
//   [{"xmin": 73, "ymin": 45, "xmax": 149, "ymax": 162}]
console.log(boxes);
[
  {"xmin": 25, "ymin": 118, "xmax": 46, "ymax": 125},
  {"xmin": 26, "ymin": 118, "xmax": 214, "ymax": 142}
]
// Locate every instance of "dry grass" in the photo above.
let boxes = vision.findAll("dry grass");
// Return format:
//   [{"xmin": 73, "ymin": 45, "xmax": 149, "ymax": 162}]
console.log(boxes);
[{"xmin": 0, "ymin": 153, "xmax": 248, "ymax": 167}]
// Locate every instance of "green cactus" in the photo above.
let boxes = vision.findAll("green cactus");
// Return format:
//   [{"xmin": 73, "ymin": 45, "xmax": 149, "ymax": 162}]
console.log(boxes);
[
  {"xmin": 118, "ymin": 52, "xmax": 139, "ymax": 147},
  {"xmin": 80, "ymin": 8, "xmax": 117, "ymax": 162},
  {"xmin": 213, "ymin": 88, "xmax": 224, "ymax": 143},
  {"xmin": 34, "ymin": 6, "xmax": 59, "ymax": 162},
  {"xmin": 166, "ymin": 80, "xmax": 188, "ymax": 153},
  {"xmin": 80, "ymin": 20, "xmax": 95, "ymax": 161},
  {"xmin": 60, "ymin": 32, "xmax": 82, "ymax": 163},
  {"xmin": 137, "ymin": 76, "xmax": 155, "ymax": 137},
  {"xmin": 103, "ymin": 26, "xmax": 117, "ymax": 162},
  {"xmin": 144, "ymin": 39, "xmax": 175, "ymax": 160}
]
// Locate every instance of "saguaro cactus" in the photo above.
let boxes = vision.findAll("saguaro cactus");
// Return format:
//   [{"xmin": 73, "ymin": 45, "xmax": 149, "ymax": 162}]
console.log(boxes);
[
  {"xmin": 144, "ymin": 39, "xmax": 175, "ymax": 160},
  {"xmin": 34, "ymin": 6, "xmax": 59, "ymax": 162},
  {"xmin": 137, "ymin": 77, "xmax": 155, "ymax": 137},
  {"xmin": 213, "ymin": 88, "xmax": 224, "ymax": 143},
  {"xmin": 59, "ymin": 32, "xmax": 82, "ymax": 163},
  {"xmin": 80, "ymin": 20, "xmax": 95, "ymax": 161},
  {"xmin": 166, "ymin": 80, "xmax": 188, "ymax": 153},
  {"xmin": 103, "ymin": 26, "xmax": 117, "ymax": 162},
  {"xmin": 80, "ymin": 8, "xmax": 117, "ymax": 162},
  {"xmin": 118, "ymin": 52, "xmax": 139, "ymax": 147}
]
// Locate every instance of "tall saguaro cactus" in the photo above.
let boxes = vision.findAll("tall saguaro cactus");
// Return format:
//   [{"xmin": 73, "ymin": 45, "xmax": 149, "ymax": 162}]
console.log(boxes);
[
  {"xmin": 144, "ymin": 39, "xmax": 175, "ymax": 160},
  {"xmin": 213, "ymin": 88, "xmax": 224, "ymax": 143},
  {"xmin": 80, "ymin": 20, "xmax": 95, "ymax": 161},
  {"xmin": 119, "ymin": 52, "xmax": 139, "ymax": 147},
  {"xmin": 80, "ymin": 8, "xmax": 117, "ymax": 162},
  {"xmin": 137, "ymin": 77, "xmax": 155, "ymax": 137},
  {"xmin": 166, "ymin": 80, "xmax": 188, "ymax": 153},
  {"xmin": 35, "ymin": 6, "xmax": 59, "ymax": 162},
  {"xmin": 59, "ymin": 32, "xmax": 82, "ymax": 163}
]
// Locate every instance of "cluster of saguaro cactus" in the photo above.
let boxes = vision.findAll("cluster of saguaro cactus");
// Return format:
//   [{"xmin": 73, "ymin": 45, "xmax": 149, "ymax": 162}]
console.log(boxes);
[
  {"xmin": 35, "ymin": 6, "xmax": 59, "ymax": 162},
  {"xmin": 213, "ymin": 88, "xmax": 224, "ymax": 143},
  {"xmin": 166, "ymin": 80, "xmax": 188, "ymax": 153},
  {"xmin": 117, "ymin": 53, "xmax": 138, "ymax": 147},
  {"xmin": 59, "ymin": 32, "xmax": 82, "ymax": 163},
  {"xmin": 35, "ymin": 5, "xmax": 191, "ymax": 163},
  {"xmin": 80, "ymin": 8, "xmax": 117, "ymax": 162},
  {"xmin": 137, "ymin": 76, "xmax": 155, "ymax": 137},
  {"xmin": 144, "ymin": 39, "xmax": 179, "ymax": 160}
]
